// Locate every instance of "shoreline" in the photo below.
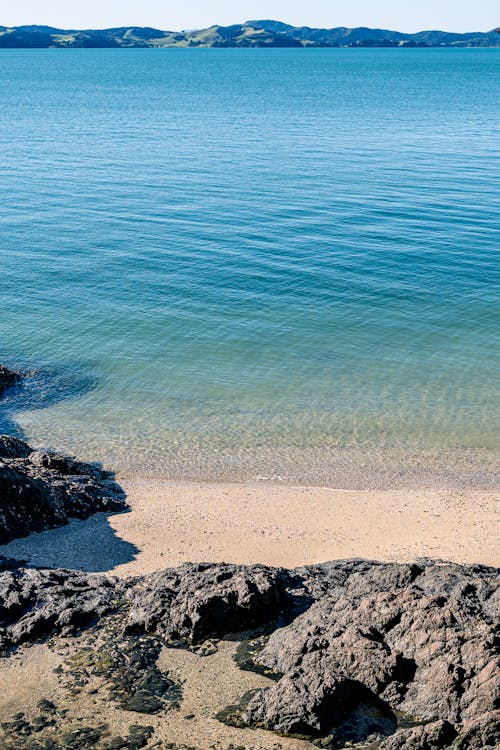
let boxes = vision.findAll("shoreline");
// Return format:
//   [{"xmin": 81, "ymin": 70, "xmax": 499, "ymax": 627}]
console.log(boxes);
[
  {"xmin": 1, "ymin": 379, "xmax": 499, "ymax": 749},
  {"xmin": 1, "ymin": 476, "xmax": 498, "ymax": 575}
]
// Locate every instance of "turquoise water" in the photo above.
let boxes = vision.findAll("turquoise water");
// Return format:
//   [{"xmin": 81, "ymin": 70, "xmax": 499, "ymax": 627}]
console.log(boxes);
[{"xmin": 0, "ymin": 48, "xmax": 498, "ymax": 488}]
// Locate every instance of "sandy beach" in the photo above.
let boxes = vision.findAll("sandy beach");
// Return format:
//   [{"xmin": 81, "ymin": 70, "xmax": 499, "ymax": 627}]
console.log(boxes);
[
  {"xmin": 1, "ymin": 478, "xmax": 498, "ymax": 575},
  {"xmin": 1, "ymin": 478, "xmax": 498, "ymax": 749}
]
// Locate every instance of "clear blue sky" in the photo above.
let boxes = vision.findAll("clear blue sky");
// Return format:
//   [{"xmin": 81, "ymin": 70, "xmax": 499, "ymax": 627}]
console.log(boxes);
[{"xmin": 3, "ymin": 1, "xmax": 498, "ymax": 33}]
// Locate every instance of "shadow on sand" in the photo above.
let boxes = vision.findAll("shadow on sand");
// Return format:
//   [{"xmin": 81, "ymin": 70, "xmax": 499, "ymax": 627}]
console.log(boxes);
[{"xmin": 0, "ymin": 512, "xmax": 139, "ymax": 574}]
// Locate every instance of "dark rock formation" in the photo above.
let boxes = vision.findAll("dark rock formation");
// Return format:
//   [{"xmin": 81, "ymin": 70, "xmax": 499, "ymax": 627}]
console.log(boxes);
[
  {"xmin": 0, "ymin": 366, "xmax": 20, "ymax": 399},
  {"xmin": 0, "ymin": 435, "xmax": 127, "ymax": 544},
  {"xmin": 238, "ymin": 559, "xmax": 499, "ymax": 748},
  {"xmin": 124, "ymin": 562, "xmax": 304, "ymax": 642},
  {"xmin": 460, "ymin": 711, "xmax": 500, "ymax": 750},
  {"xmin": 381, "ymin": 720, "xmax": 458, "ymax": 749},
  {"xmin": 0, "ymin": 560, "xmax": 117, "ymax": 650},
  {"xmin": 0, "ymin": 435, "xmax": 31, "ymax": 459},
  {"xmin": 0, "ymin": 557, "xmax": 498, "ymax": 748}
]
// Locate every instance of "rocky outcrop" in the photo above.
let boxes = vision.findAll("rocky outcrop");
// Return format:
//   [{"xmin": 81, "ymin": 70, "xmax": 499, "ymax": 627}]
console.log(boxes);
[
  {"xmin": 0, "ymin": 560, "xmax": 117, "ymax": 650},
  {"xmin": 0, "ymin": 712, "xmax": 154, "ymax": 750},
  {"xmin": 460, "ymin": 711, "xmax": 500, "ymax": 750},
  {"xmin": 0, "ymin": 366, "xmax": 20, "ymax": 398},
  {"xmin": 238, "ymin": 560, "xmax": 499, "ymax": 748},
  {"xmin": 381, "ymin": 720, "xmax": 458, "ymax": 749},
  {"xmin": 0, "ymin": 557, "xmax": 498, "ymax": 748},
  {"xmin": 0, "ymin": 435, "xmax": 126, "ymax": 544},
  {"xmin": 124, "ymin": 562, "xmax": 304, "ymax": 642}
]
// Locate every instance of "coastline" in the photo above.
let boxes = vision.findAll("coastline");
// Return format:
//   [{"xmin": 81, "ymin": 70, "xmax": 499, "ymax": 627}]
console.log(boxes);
[
  {"xmin": 1, "ymin": 38, "xmax": 499, "ymax": 749},
  {"xmin": 1, "ymin": 477, "xmax": 498, "ymax": 575},
  {"xmin": 1, "ymin": 374, "xmax": 499, "ymax": 750}
]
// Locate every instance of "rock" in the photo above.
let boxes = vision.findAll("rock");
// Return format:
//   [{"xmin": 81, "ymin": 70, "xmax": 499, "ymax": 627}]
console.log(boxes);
[
  {"xmin": 37, "ymin": 699, "xmax": 57, "ymax": 714},
  {"xmin": 460, "ymin": 710, "xmax": 500, "ymax": 749},
  {"xmin": 0, "ymin": 438, "xmax": 127, "ymax": 544},
  {"xmin": 29, "ymin": 449, "xmax": 103, "ymax": 479},
  {"xmin": 0, "ymin": 366, "xmax": 20, "ymax": 398},
  {"xmin": 381, "ymin": 720, "xmax": 458, "ymax": 749},
  {"xmin": 64, "ymin": 632, "xmax": 181, "ymax": 716},
  {"xmin": 124, "ymin": 562, "xmax": 304, "ymax": 642},
  {"xmin": 0, "ymin": 716, "xmax": 154, "ymax": 750},
  {"xmin": 237, "ymin": 560, "xmax": 499, "ymax": 747},
  {"xmin": 242, "ymin": 664, "xmax": 361, "ymax": 737},
  {"xmin": 0, "ymin": 436, "xmax": 32, "ymax": 459},
  {"xmin": 0, "ymin": 460, "xmax": 67, "ymax": 543},
  {"xmin": 0, "ymin": 559, "xmax": 118, "ymax": 650},
  {"xmin": 0, "ymin": 557, "xmax": 498, "ymax": 749}
]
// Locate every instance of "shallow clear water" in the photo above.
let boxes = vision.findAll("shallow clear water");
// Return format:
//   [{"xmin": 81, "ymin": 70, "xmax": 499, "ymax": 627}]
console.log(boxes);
[{"xmin": 0, "ymin": 48, "xmax": 498, "ymax": 488}]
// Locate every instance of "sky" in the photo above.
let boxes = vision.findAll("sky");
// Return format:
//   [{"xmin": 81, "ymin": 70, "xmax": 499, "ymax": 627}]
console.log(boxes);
[{"xmin": 2, "ymin": 1, "xmax": 498, "ymax": 33}]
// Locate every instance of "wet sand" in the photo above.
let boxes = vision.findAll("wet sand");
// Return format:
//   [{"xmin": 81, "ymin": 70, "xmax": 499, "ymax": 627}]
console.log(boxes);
[{"xmin": 1, "ymin": 479, "xmax": 498, "ymax": 575}]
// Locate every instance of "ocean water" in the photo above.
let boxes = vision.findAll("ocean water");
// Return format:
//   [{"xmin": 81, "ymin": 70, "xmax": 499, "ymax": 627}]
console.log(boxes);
[{"xmin": 0, "ymin": 48, "xmax": 498, "ymax": 489}]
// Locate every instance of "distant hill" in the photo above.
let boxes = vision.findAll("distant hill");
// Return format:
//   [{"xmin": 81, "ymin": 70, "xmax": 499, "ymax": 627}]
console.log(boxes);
[{"xmin": 0, "ymin": 21, "xmax": 499, "ymax": 48}]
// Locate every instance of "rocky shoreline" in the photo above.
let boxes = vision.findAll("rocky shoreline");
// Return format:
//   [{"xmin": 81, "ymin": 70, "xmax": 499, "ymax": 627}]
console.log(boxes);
[
  {"xmin": 0, "ymin": 365, "xmax": 498, "ymax": 749},
  {"xmin": 0, "ymin": 367, "xmax": 126, "ymax": 544},
  {"xmin": 0, "ymin": 435, "xmax": 127, "ymax": 544},
  {"xmin": 1, "ymin": 557, "xmax": 498, "ymax": 749}
]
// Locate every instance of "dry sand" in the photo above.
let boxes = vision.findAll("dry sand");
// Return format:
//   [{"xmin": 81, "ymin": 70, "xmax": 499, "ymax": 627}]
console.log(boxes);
[{"xmin": 1, "ymin": 479, "xmax": 498, "ymax": 575}]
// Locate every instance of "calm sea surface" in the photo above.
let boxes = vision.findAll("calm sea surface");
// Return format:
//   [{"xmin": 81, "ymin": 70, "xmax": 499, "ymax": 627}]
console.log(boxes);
[{"xmin": 0, "ymin": 48, "xmax": 498, "ymax": 488}]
